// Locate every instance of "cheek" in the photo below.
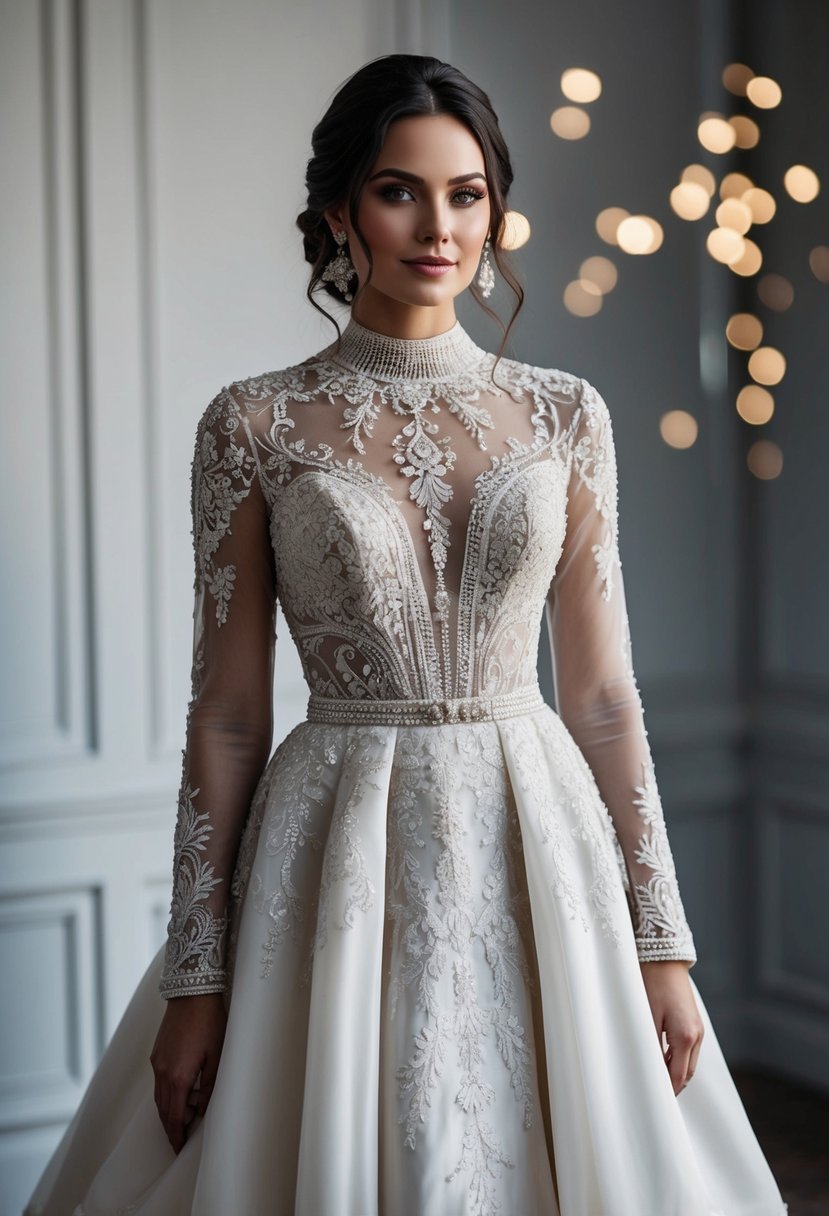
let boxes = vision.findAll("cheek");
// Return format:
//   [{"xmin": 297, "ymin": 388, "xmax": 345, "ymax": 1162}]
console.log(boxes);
[{"xmin": 354, "ymin": 204, "xmax": 410, "ymax": 258}]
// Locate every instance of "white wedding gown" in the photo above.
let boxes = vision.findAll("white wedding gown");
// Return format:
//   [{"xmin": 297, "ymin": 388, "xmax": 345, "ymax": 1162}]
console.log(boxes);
[{"xmin": 25, "ymin": 318, "xmax": 787, "ymax": 1215}]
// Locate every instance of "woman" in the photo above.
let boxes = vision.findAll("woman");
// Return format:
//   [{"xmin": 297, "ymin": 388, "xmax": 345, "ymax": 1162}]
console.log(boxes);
[{"xmin": 26, "ymin": 52, "xmax": 787, "ymax": 1216}]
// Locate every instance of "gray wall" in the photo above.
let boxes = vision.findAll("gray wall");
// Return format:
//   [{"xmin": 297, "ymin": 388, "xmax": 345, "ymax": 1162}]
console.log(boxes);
[{"xmin": 447, "ymin": 0, "xmax": 829, "ymax": 1083}]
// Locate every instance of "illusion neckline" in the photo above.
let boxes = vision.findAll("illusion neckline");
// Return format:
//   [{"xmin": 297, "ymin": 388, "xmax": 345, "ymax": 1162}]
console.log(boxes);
[{"xmin": 328, "ymin": 315, "xmax": 487, "ymax": 382}]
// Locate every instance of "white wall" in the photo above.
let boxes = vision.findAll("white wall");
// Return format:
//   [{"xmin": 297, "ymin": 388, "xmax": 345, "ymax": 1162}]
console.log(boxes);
[{"xmin": 0, "ymin": 1, "xmax": 403, "ymax": 1208}]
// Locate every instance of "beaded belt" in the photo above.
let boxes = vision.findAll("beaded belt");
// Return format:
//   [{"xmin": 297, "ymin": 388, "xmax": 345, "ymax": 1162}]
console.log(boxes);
[{"xmin": 305, "ymin": 684, "xmax": 545, "ymax": 726}]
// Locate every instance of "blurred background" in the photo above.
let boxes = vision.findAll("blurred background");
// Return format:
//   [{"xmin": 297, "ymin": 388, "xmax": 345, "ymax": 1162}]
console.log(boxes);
[{"xmin": 1, "ymin": 0, "xmax": 827, "ymax": 1210}]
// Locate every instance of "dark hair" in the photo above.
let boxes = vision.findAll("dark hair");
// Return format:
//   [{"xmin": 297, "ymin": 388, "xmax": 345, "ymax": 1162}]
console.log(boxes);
[{"xmin": 296, "ymin": 53, "xmax": 524, "ymax": 370}]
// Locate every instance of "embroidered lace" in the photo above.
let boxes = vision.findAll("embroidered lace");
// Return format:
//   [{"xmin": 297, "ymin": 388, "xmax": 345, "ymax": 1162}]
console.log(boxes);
[{"xmin": 158, "ymin": 315, "xmax": 696, "ymax": 999}]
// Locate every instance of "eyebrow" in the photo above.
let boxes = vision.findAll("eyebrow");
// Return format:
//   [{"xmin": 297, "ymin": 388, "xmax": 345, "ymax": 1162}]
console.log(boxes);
[{"xmin": 368, "ymin": 168, "xmax": 487, "ymax": 186}]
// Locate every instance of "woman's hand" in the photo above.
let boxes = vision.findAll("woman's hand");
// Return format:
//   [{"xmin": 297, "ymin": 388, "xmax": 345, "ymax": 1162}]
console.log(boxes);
[
  {"xmin": 150, "ymin": 992, "xmax": 228, "ymax": 1154},
  {"xmin": 639, "ymin": 960, "xmax": 704, "ymax": 1097}
]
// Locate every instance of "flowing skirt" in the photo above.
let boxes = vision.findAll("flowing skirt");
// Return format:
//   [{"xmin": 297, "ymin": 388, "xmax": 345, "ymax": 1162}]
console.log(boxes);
[{"xmin": 25, "ymin": 704, "xmax": 788, "ymax": 1216}]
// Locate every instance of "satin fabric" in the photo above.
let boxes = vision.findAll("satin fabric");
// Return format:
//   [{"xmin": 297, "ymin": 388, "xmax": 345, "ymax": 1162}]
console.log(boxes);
[{"xmin": 26, "ymin": 709, "xmax": 787, "ymax": 1216}]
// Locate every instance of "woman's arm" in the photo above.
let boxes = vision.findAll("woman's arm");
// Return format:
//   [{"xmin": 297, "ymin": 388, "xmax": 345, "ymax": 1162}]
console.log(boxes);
[
  {"xmin": 159, "ymin": 385, "xmax": 277, "ymax": 1000},
  {"xmin": 545, "ymin": 378, "xmax": 697, "ymax": 966},
  {"xmin": 546, "ymin": 379, "xmax": 704, "ymax": 1093}
]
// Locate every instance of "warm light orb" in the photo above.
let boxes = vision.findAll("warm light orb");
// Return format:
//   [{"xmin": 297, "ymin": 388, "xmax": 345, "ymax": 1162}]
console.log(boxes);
[
  {"xmin": 726, "ymin": 313, "xmax": 763, "ymax": 350},
  {"xmin": 617, "ymin": 216, "xmax": 663, "ymax": 254},
  {"xmin": 659, "ymin": 410, "xmax": 698, "ymax": 449},
  {"xmin": 706, "ymin": 227, "xmax": 745, "ymax": 264},
  {"xmin": 722, "ymin": 63, "xmax": 754, "ymax": 96},
  {"xmin": 561, "ymin": 68, "xmax": 602, "ymax": 103},
  {"xmin": 681, "ymin": 164, "xmax": 717, "ymax": 197},
  {"xmin": 737, "ymin": 385, "xmax": 775, "ymax": 425},
  {"xmin": 715, "ymin": 198, "xmax": 753, "ymax": 233},
  {"xmin": 563, "ymin": 279, "xmax": 603, "ymax": 316},
  {"xmin": 595, "ymin": 207, "xmax": 630, "ymax": 245},
  {"xmin": 670, "ymin": 181, "xmax": 710, "ymax": 220},
  {"xmin": 809, "ymin": 246, "xmax": 829, "ymax": 283},
  {"xmin": 784, "ymin": 165, "xmax": 820, "ymax": 203},
  {"xmin": 729, "ymin": 238, "xmax": 763, "ymax": 277},
  {"xmin": 729, "ymin": 115, "xmax": 760, "ymax": 149},
  {"xmin": 499, "ymin": 210, "xmax": 531, "ymax": 250},
  {"xmin": 748, "ymin": 347, "xmax": 786, "ymax": 385},
  {"xmin": 741, "ymin": 187, "xmax": 776, "ymax": 224},
  {"xmin": 720, "ymin": 173, "xmax": 754, "ymax": 200},
  {"xmin": 746, "ymin": 76, "xmax": 782, "ymax": 108},
  {"xmin": 579, "ymin": 255, "xmax": 618, "ymax": 293},
  {"xmin": 698, "ymin": 114, "xmax": 737, "ymax": 153},
  {"xmin": 550, "ymin": 107, "xmax": 591, "ymax": 139},
  {"xmin": 747, "ymin": 440, "xmax": 783, "ymax": 480},
  {"xmin": 757, "ymin": 274, "xmax": 794, "ymax": 310}
]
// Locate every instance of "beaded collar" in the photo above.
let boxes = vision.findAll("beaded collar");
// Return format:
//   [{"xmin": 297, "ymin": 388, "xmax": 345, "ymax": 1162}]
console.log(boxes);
[{"xmin": 328, "ymin": 315, "xmax": 487, "ymax": 382}]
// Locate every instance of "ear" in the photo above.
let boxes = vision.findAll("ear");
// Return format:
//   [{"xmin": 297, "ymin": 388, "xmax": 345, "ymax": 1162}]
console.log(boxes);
[{"xmin": 322, "ymin": 204, "xmax": 345, "ymax": 235}]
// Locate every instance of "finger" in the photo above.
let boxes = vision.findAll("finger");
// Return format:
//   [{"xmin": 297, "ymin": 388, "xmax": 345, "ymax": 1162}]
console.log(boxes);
[
  {"xmin": 667, "ymin": 1037, "xmax": 693, "ymax": 1095},
  {"xmin": 167, "ymin": 1075, "xmax": 197, "ymax": 1154},
  {"xmin": 686, "ymin": 1033, "xmax": 703, "ymax": 1081},
  {"xmin": 195, "ymin": 1054, "xmax": 221, "ymax": 1118}
]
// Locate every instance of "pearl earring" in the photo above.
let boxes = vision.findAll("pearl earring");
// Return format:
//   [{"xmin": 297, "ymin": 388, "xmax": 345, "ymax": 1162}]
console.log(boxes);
[
  {"xmin": 321, "ymin": 229, "xmax": 357, "ymax": 302},
  {"xmin": 476, "ymin": 237, "xmax": 495, "ymax": 299}
]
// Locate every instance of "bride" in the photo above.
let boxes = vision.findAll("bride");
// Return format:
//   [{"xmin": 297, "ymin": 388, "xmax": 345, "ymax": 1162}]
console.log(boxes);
[{"xmin": 26, "ymin": 52, "xmax": 787, "ymax": 1216}]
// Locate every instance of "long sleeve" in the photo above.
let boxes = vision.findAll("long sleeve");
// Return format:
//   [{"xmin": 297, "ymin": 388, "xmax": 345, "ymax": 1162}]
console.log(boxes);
[
  {"xmin": 545, "ymin": 379, "xmax": 697, "ymax": 966},
  {"xmin": 159, "ymin": 386, "xmax": 277, "ymax": 999}
]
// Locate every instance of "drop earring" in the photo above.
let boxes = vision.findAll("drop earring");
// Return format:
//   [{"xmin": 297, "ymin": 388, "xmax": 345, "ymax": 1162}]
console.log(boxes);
[
  {"xmin": 321, "ymin": 229, "xmax": 357, "ymax": 302},
  {"xmin": 476, "ymin": 236, "xmax": 495, "ymax": 299}
]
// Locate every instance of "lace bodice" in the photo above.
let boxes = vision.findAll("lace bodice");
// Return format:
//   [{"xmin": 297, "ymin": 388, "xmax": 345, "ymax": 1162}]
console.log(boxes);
[{"xmin": 158, "ymin": 317, "xmax": 696, "ymax": 998}]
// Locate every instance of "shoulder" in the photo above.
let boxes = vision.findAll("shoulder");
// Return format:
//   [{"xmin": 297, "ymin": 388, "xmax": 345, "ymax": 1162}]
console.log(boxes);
[{"xmin": 492, "ymin": 351, "xmax": 612, "ymax": 436}]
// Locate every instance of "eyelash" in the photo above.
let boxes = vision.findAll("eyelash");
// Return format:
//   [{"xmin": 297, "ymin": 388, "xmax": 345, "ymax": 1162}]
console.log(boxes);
[{"xmin": 378, "ymin": 185, "xmax": 487, "ymax": 206}]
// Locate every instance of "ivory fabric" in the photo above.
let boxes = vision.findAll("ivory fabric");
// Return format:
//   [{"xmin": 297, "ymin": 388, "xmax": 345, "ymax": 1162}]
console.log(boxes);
[{"xmin": 25, "ymin": 318, "xmax": 787, "ymax": 1215}]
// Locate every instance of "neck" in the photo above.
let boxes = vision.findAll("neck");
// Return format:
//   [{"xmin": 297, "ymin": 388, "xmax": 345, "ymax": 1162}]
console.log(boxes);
[{"xmin": 350, "ymin": 290, "xmax": 457, "ymax": 341}]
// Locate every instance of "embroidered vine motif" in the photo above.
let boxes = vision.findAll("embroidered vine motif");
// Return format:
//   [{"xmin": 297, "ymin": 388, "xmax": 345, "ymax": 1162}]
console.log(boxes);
[
  {"xmin": 570, "ymin": 379, "xmax": 621, "ymax": 603},
  {"xmin": 387, "ymin": 726, "xmax": 539, "ymax": 1215},
  {"xmin": 629, "ymin": 752, "xmax": 697, "ymax": 960}
]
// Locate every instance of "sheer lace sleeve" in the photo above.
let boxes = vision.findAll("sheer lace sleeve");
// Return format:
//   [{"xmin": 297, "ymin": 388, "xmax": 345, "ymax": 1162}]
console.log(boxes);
[
  {"xmin": 159, "ymin": 386, "xmax": 277, "ymax": 999},
  {"xmin": 545, "ymin": 379, "xmax": 697, "ymax": 966}
]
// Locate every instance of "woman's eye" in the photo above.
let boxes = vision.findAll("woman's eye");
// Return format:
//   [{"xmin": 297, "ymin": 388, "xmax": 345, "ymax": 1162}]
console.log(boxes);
[
  {"xmin": 379, "ymin": 186, "xmax": 414, "ymax": 202},
  {"xmin": 453, "ymin": 188, "xmax": 486, "ymax": 205}
]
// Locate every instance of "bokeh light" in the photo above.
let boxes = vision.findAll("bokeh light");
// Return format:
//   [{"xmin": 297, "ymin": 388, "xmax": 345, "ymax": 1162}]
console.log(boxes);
[
  {"xmin": 563, "ymin": 279, "xmax": 603, "ymax": 316},
  {"xmin": 748, "ymin": 347, "xmax": 786, "ymax": 385},
  {"xmin": 579, "ymin": 256, "xmax": 618, "ymax": 293},
  {"xmin": 722, "ymin": 63, "xmax": 754, "ymax": 96},
  {"xmin": 809, "ymin": 246, "xmax": 829, "ymax": 282},
  {"xmin": 698, "ymin": 114, "xmax": 737, "ymax": 154},
  {"xmin": 499, "ymin": 210, "xmax": 531, "ymax": 250},
  {"xmin": 659, "ymin": 411, "xmax": 699, "ymax": 449},
  {"xmin": 729, "ymin": 115, "xmax": 761, "ymax": 149},
  {"xmin": 728, "ymin": 238, "xmax": 763, "ymax": 277},
  {"xmin": 561, "ymin": 68, "xmax": 602, "ymax": 103},
  {"xmin": 746, "ymin": 76, "xmax": 783, "ymax": 108},
  {"xmin": 783, "ymin": 165, "xmax": 820, "ymax": 203},
  {"xmin": 595, "ymin": 207, "xmax": 630, "ymax": 245},
  {"xmin": 757, "ymin": 274, "xmax": 795, "ymax": 310},
  {"xmin": 681, "ymin": 164, "xmax": 717, "ymax": 197},
  {"xmin": 741, "ymin": 187, "xmax": 776, "ymax": 224},
  {"xmin": 737, "ymin": 385, "xmax": 775, "ymax": 425},
  {"xmin": 617, "ymin": 216, "xmax": 663, "ymax": 254},
  {"xmin": 747, "ymin": 440, "xmax": 784, "ymax": 479},
  {"xmin": 726, "ymin": 314, "xmax": 764, "ymax": 350},
  {"xmin": 670, "ymin": 181, "xmax": 711, "ymax": 220},
  {"xmin": 550, "ymin": 107, "xmax": 591, "ymax": 139}
]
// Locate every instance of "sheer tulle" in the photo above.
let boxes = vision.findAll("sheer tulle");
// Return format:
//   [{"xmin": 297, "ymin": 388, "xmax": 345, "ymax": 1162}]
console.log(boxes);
[{"xmin": 25, "ymin": 317, "xmax": 786, "ymax": 1215}]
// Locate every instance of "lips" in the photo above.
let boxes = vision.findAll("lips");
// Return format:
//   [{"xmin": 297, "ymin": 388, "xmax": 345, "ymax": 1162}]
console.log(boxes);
[{"xmin": 403, "ymin": 257, "xmax": 455, "ymax": 266}]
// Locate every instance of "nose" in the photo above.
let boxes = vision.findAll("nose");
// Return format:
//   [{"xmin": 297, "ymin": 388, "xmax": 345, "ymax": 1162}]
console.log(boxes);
[{"xmin": 417, "ymin": 198, "xmax": 452, "ymax": 245}]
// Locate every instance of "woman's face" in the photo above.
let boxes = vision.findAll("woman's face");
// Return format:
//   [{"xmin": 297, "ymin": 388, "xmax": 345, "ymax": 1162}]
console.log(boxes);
[{"xmin": 326, "ymin": 114, "xmax": 492, "ymax": 322}]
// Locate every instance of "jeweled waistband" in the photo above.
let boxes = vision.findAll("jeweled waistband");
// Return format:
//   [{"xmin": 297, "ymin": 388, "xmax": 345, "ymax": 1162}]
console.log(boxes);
[{"xmin": 305, "ymin": 684, "xmax": 546, "ymax": 726}]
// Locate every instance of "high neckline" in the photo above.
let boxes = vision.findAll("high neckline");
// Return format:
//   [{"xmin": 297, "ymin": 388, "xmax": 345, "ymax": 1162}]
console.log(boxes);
[{"xmin": 330, "ymin": 316, "xmax": 486, "ymax": 381}]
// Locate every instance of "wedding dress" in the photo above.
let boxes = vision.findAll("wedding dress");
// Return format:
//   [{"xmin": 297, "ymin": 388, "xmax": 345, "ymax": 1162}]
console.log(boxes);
[{"xmin": 25, "ymin": 317, "xmax": 787, "ymax": 1216}]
